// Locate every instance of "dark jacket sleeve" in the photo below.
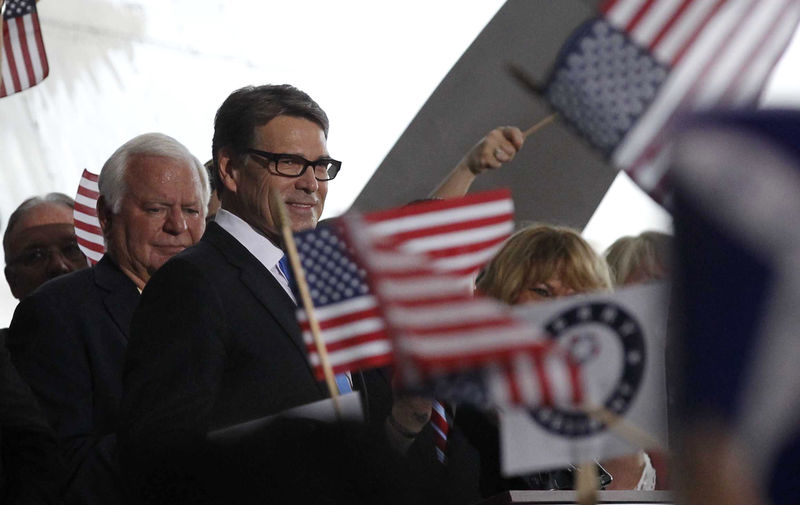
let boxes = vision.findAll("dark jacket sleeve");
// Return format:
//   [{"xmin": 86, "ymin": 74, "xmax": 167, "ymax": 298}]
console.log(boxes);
[
  {"xmin": 7, "ymin": 293, "xmax": 123, "ymax": 505},
  {"xmin": 0, "ymin": 330, "xmax": 64, "ymax": 505}
]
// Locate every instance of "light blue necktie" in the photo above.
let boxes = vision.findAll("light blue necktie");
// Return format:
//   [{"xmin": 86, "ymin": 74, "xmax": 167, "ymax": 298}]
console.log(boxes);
[{"xmin": 279, "ymin": 255, "xmax": 351, "ymax": 394}]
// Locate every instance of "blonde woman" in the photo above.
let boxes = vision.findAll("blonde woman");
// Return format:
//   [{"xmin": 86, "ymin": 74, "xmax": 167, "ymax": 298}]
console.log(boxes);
[{"xmin": 468, "ymin": 224, "xmax": 655, "ymax": 492}]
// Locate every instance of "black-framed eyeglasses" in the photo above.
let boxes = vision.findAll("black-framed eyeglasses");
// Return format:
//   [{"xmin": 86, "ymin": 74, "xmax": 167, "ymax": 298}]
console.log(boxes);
[
  {"xmin": 7, "ymin": 241, "xmax": 85, "ymax": 268},
  {"xmin": 243, "ymin": 148, "xmax": 341, "ymax": 181}
]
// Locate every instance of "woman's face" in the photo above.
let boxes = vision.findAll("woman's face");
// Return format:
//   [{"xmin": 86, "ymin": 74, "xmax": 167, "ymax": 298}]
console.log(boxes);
[{"xmin": 514, "ymin": 276, "xmax": 576, "ymax": 305}]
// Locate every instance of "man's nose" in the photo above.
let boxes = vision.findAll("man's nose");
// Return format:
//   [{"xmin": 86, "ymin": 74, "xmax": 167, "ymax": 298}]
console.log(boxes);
[
  {"xmin": 295, "ymin": 166, "xmax": 319, "ymax": 193},
  {"xmin": 46, "ymin": 250, "xmax": 73, "ymax": 276},
  {"xmin": 163, "ymin": 208, "xmax": 188, "ymax": 235}
]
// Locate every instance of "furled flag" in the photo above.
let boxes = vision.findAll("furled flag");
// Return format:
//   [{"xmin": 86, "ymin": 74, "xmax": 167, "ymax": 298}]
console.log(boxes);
[
  {"xmin": 73, "ymin": 169, "xmax": 105, "ymax": 264},
  {"xmin": 543, "ymin": 0, "xmax": 800, "ymax": 206},
  {"xmin": 497, "ymin": 282, "xmax": 670, "ymax": 475},
  {"xmin": 1, "ymin": 0, "xmax": 49, "ymax": 98},
  {"xmin": 292, "ymin": 189, "xmax": 515, "ymax": 378},
  {"xmin": 670, "ymin": 110, "xmax": 800, "ymax": 505}
]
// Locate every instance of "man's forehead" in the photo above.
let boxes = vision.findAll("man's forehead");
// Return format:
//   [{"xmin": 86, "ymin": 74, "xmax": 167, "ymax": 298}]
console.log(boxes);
[
  {"xmin": 10, "ymin": 222, "xmax": 78, "ymax": 250},
  {"xmin": 15, "ymin": 202, "xmax": 73, "ymax": 230}
]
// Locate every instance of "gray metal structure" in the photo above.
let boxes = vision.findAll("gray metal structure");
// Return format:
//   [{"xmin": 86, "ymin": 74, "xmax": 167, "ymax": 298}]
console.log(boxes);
[{"xmin": 352, "ymin": 0, "xmax": 617, "ymax": 230}]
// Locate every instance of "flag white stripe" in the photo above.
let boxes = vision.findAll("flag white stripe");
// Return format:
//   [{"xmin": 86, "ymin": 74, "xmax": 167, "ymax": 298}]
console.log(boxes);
[
  {"xmin": 376, "ymin": 276, "xmax": 472, "ymax": 300},
  {"xmin": 487, "ymin": 364, "xmax": 512, "ymax": 407},
  {"xmin": 84, "ymin": 249, "xmax": 104, "ymax": 262},
  {"xmin": 606, "ymin": 0, "xmax": 648, "ymax": 27},
  {"xmin": 309, "ymin": 340, "xmax": 393, "ymax": 367},
  {"xmin": 430, "ymin": 246, "xmax": 502, "ymax": 272},
  {"xmin": 400, "ymin": 326, "xmax": 543, "ymax": 357},
  {"xmin": 387, "ymin": 299, "xmax": 512, "ymax": 328},
  {"xmin": 514, "ymin": 354, "xmax": 542, "ymax": 406},
  {"xmin": 75, "ymin": 193, "xmax": 98, "ymax": 209},
  {"xmin": 302, "ymin": 317, "xmax": 385, "ymax": 345},
  {"xmin": 1, "ymin": 55, "xmax": 14, "ymax": 94},
  {"xmin": 655, "ymin": 0, "xmax": 721, "ymax": 62},
  {"xmin": 22, "ymin": 14, "xmax": 43, "ymax": 82},
  {"xmin": 692, "ymin": 0, "xmax": 785, "ymax": 108},
  {"xmin": 546, "ymin": 357, "xmax": 574, "ymax": 406},
  {"xmin": 729, "ymin": 5, "xmax": 800, "ymax": 106},
  {"xmin": 74, "ymin": 227, "xmax": 105, "ymax": 245},
  {"xmin": 368, "ymin": 200, "xmax": 513, "ymax": 237},
  {"xmin": 79, "ymin": 179, "xmax": 99, "ymax": 191},
  {"xmin": 7, "ymin": 19, "xmax": 30, "ymax": 89},
  {"xmin": 613, "ymin": 0, "xmax": 750, "ymax": 168},
  {"xmin": 74, "ymin": 210, "xmax": 101, "ymax": 225},
  {"xmin": 399, "ymin": 221, "xmax": 513, "ymax": 255},
  {"xmin": 296, "ymin": 295, "xmax": 377, "ymax": 323},
  {"xmin": 629, "ymin": 0, "xmax": 683, "ymax": 50}
]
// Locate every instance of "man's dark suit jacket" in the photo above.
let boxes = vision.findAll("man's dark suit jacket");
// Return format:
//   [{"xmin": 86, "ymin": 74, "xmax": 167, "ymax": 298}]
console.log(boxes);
[
  {"xmin": 0, "ymin": 329, "xmax": 64, "ymax": 505},
  {"xmin": 119, "ymin": 222, "xmax": 330, "ymax": 503},
  {"xmin": 7, "ymin": 256, "xmax": 139, "ymax": 505}
]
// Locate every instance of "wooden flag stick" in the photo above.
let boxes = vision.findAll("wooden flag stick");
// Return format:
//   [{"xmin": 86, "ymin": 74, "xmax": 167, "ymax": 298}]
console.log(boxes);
[
  {"xmin": 583, "ymin": 402, "xmax": 662, "ymax": 451},
  {"xmin": 272, "ymin": 191, "xmax": 342, "ymax": 418},
  {"xmin": 576, "ymin": 460, "xmax": 598, "ymax": 505},
  {"xmin": 524, "ymin": 113, "xmax": 557, "ymax": 139}
]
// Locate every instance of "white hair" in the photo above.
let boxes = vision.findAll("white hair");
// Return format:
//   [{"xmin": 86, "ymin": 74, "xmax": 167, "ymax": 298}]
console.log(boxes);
[{"xmin": 98, "ymin": 132, "xmax": 210, "ymax": 214}]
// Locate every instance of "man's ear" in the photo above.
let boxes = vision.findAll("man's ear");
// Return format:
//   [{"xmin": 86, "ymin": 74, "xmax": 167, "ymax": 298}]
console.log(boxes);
[
  {"xmin": 218, "ymin": 149, "xmax": 240, "ymax": 195},
  {"xmin": 5, "ymin": 266, "xmax": 21, "ymax": 299},
  {"xmin": 97, "ymin": 196, "xmax": 112, "ymax": 237}
]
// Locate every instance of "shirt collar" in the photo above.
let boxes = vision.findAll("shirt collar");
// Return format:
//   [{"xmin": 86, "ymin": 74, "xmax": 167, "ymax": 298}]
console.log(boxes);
[{"xmin": 214, "ymin": 208, "xmax": 283, "ymax": 272}]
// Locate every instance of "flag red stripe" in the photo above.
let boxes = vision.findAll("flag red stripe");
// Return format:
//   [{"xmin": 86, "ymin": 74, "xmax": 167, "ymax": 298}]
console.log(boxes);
[
  {"xmin": 568, "ymin": 359, "xmax": 583, "ymax": 405},
  {"xmin": 379, "ymin": 214, "xmax": 512, "ymax": 246},
  {"xmin": 648, "ymin": 0, "xmax": 694, "ymax": 52},
  {"xmin": 77, "ymin": 186, "xmax": 100, "ymax": 200},
  {"xmin": 420, "ymin": 235, "xmax": 508, "ymax": 260},
  {"xmin": 533, "ymin": 352, "xmax": 553, "ymax": 406},
  {"xmin": 392, "ymin": 317, "xmax": 518, "ymax": 335},
  {"xmin": 75, "ymin": 221, "xmax": 103, "ymax": 236},
  {"xmin": 300, "ymin": 307, "xmax": 383, "ymax": 330},
  {"xmin": 364, "ymin": 188, "xmax": 511, "ymax": 223},
  {"xmin": 505, "ymin": 366, "xmax": 522, "ymax": 404},
  {"xmin": 4, "ymin": 29, "xmax": 23, "ymax": 93},
  {"xmin": 411, "ymin": 344, "xmax": 550, "ymax": 372},
  {"xmin": 81, "ymin": 169, "xmax": 99, "ymax": 182},
  {"xmin": 306, "ymin": 330, "xmax": 389, "ymax": 353},
  {"xmin": 599, "ymin": 0, "xmax": 620, "ymax": 16},
  {"xmin": 718, "ymin": 1, "xmax": 794, "ymax": 106},
  {"xmin": 670, "ymin": 0, "xmax": 727, "ymax": 66},
  {"xmin": 31, "ymin": 12, "xmax": 48, "ymax": 77},
  {"xmin": 625, "ymin": 0, "xmax": 657, "ymax": 33},
  {"xmin": 74, "ymin": 202, "xmax": 98, "ymax": 216},
  {"xmin": 314, "ymin": 353, "xmax": 394, "ymax": 379},
  {"xmin": 77, "ymin": 238, "xmax": 106, "ymax": 254},
  {"xmin": 15, "ymin": 16, "xmax": 36, "ymax": 88}
]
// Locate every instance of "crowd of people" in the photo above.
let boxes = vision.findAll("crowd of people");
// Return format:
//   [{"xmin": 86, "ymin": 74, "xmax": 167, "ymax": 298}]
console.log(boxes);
[{"xmin": 0, "ymin": 83, "xmax": 671, "ymax": 505}]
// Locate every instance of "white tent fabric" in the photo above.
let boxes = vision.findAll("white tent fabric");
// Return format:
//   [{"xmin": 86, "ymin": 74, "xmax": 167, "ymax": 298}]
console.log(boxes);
[{"xmin": 0, "ymin": 0, "xmax": 798, "ymax": 326}]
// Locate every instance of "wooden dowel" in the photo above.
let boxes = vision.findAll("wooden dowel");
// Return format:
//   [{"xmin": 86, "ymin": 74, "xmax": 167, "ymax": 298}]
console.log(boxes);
[
  {"xmin": 576, "ymin": 460, "xmax": 598, "ymax": 505},
  {"xmin": 272, "ymin": 191, "xmax": 342, "ymax": 418},
  {"xmin": 524, "ymin": 113, "xmax": 558, "ymax": 138}
]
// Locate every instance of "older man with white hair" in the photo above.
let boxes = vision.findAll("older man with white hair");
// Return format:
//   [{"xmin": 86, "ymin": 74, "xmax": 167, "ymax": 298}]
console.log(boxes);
[{"xmin": 7, "ymin": 132, "xmax": 208, "ymax": 505}]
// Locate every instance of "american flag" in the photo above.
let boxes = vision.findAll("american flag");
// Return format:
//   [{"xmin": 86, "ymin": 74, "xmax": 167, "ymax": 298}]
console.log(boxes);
[
  {"xmin": 293, "ymin": 189, "xmax": 516, "ymax": 379},
  {"xmin": 544, "ymin": 0, "xmax": 800, "ymax": 206},
  {"xmin": 1, "ymin": 0, "xmax": 48, "ymax": 98},
  {"xmin": 73, "ymin": 169, "xmax": 106, "ymax": 264},
  {"xmin": 338, "ymin": 194, "xmax": 585, "ymax": 411}
]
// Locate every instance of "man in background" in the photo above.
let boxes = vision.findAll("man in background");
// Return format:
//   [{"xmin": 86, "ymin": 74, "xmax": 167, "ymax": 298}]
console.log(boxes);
[
  {"xmin": 8, "ymin": 132, "xmax": 208, "ymax": 505},
  {"xmin": 3, "ymin": 193, "xmax": 88, "ymax": 300}
]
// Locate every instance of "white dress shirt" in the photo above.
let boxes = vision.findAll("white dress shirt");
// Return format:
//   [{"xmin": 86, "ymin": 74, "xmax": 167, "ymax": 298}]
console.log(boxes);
[{"xmin": 214, "ymin": 209, "xmax": 296, "ymax": 303}]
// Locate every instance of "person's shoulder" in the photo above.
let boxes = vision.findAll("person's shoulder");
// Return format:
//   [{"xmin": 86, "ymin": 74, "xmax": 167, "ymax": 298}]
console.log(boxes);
[{"xmin": 23, "ymin": 265, "xmax": 96, "ymax": 307}]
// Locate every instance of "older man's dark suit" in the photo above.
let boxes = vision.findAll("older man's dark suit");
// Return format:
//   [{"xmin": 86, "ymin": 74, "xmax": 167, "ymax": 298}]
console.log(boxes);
[
  {"xmin": 7, "ymin": 256, "xmax": 139, "ymax": 505},
  {"xmin": 119, "ymin": 222, "xmax": 329, "ymax": 503}
]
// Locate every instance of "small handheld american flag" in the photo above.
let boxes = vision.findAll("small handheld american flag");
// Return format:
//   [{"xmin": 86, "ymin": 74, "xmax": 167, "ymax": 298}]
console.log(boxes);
[
  {"xmin": 73, "ymin": 169, "xmax": 105, "ymax": 264},
  {"xmin": 1, "ymin": 0, "xmax": 49, "ymax": 98}
]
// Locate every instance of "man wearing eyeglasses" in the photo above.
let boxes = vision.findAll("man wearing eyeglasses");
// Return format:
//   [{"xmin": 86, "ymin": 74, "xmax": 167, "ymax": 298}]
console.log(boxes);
[
  {"xmin": 119, "ymin": 85, "xmax": 369, "ymax": 504},
  {"xmin": 3, "ymin": 193, "xmax": 88, "ymax": 300}
]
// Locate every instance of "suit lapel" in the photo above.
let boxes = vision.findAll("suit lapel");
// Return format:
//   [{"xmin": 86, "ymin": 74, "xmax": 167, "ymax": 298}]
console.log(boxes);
[
  {"xmin": 203, "ymin": 222, "xmax": 308, "ymax": 358},
  {"xmin": 94, "ymin": 255, "xmax": 140, "ymax": 340}
]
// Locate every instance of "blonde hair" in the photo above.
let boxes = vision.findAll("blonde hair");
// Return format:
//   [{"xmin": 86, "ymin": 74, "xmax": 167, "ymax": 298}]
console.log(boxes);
[
  {"xmin": 477, "ymin": 224, "xmax": 612, "ymax": 305},
  {"xmin": 605, "ymin": 231, "xmax": 672, "ymax": 286}
]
